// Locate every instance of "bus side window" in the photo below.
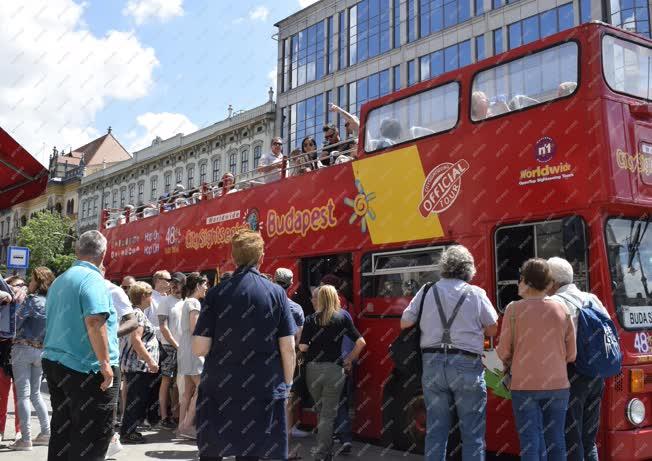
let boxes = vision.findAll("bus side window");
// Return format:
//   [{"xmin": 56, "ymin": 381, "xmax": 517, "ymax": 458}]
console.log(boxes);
[{"xmin": 494, "ymin": 217, "xmax": 589, "ymax": 313}]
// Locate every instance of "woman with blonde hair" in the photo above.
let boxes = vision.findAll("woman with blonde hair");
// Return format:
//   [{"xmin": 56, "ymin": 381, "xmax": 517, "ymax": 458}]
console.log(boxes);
[
  {"xmin": 299, "ymin": 284, "xmax": 366, "ymax": 461},
  {"xmin": 9, "ymin": 267, "xmax": 54, "ymax": 450}
]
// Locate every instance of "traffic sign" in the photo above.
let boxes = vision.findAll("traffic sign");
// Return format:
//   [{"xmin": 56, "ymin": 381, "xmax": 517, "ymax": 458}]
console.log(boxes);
[{"xmin": 7, "ymin": 246, "xmax": 30, "ymax": 269}]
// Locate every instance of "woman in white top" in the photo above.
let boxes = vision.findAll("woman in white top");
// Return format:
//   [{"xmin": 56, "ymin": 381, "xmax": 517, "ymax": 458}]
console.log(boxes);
[{"xmin": 175, "ymin": 272, "xmax": 207, "ymax": 439}]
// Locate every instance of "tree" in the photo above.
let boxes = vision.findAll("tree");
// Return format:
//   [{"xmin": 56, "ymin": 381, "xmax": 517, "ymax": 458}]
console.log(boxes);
[{"xmin": 17, "ymin": 211, "xmax": 76, "ymax": 271}]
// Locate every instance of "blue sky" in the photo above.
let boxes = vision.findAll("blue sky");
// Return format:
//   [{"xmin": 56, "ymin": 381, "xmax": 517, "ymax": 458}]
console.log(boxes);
[{"xmin": 0, "ymin": 0, "xmax": 318, "ymax": 165}]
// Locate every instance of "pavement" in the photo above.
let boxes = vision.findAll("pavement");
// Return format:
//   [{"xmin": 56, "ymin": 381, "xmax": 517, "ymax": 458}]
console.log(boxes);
[{"xmin": 0, "ymin": 381, "xmax": 421, "ymax": 461}]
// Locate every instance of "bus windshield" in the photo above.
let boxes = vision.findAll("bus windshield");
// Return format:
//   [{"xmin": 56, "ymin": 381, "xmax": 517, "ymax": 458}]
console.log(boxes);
[
  {"xmin": 603, "ymin": 34, "xmax": 652, "ymax": 101},
  {"xmin": 606, "ymin": 217, "xmax": 652, "ymax": 330}
]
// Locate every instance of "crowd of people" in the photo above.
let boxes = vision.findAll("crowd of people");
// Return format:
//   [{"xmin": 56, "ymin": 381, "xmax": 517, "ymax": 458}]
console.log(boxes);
[
  {"xmin": 0, "ymin": 229, "xmax": 364, "ymax": 461},
  {"xmin": 401, "ymin": 246, "xmax": 615, "ymax": 461},
  {"xmin": 0, "ymin": 231, "xmax": 619, "ymax": 461},
  {"xmin": 105, "ymin": 103, "xmax": 360, "ymax": 227}
]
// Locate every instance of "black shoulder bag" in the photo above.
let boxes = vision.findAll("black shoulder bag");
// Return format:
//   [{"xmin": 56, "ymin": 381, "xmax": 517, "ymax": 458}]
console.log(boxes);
[{"xmin": 389, "ymin": 282, "xmax": 434, "ymax": 377}]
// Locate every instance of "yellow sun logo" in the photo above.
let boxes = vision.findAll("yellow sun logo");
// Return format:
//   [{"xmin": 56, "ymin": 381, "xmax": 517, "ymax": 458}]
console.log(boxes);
[{"xmin": 344, "ymin": 179, "xmax": 376, "ymax": 233}]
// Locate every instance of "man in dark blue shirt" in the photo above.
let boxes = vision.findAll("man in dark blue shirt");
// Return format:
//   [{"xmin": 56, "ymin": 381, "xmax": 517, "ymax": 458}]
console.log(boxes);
[{"xmin": 193, "ymin": 230, "xmax": 296, "ymax": 461}]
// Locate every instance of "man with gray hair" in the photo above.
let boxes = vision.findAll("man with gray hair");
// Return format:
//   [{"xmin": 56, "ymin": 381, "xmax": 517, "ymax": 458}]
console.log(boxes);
[
  {"xmin": 548, "ymin": 257, "xmax": 608, "ymax": 461},
  {"xmin": 42, "ymin": 230, "xmax": 120, "ymax": 461},
  {"xmin": 401, "ymin": 245, "xmax": 498, "ymax": 460}
]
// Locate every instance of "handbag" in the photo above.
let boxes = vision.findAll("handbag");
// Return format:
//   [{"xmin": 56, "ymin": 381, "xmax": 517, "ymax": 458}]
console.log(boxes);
[{"xmin": 389, "ymin": 282, "xmax": 434, "ymax": 376}]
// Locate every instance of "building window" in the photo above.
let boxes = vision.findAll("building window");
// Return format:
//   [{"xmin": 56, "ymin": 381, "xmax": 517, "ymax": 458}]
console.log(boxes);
[
  {"xmin": 229, "ymin": 152, "xmax": 237, "ymax": 174},
  {"xmin": 128, "ymin": 184, "xmax": 135, "ymax": 205},
  {"xmin": 493, "ymin": 28, "xmax": 504, "ymax": 55},
  {"xmin": 282, "ymin": 38, "xmax": 291, "ymax": 92},
  {"xmin": 199, "ymin": 163, "xmax": 207, "ymax": 184},
  {"xmin": 420, "ymin": 0, "xmax": 470, "ymax": 38},
  {"xmin": 393, "ymin": 64, "xmax": 401, "ymax": 91},
  {"xmin": 151, "ymin": 176, "xmax": 158, "ymax": 199},
  {"xmin": 328, "ymin": 16, "xmax": 336, "ymax": 74},
  {"xmin": 610, "ymin": 0, "xmax": 650, "ymax": 36},
  {"xmin": 120, "ymin": 189, "xmax": 126, "ymax": 208},
  {"xmin": 187, "ymin": 164, "xmax": 195, "ymax": 189},
  {"xmin": 349, "ymin": 0, "xmax": 391, "ymax": 66},
  {"xmin": 394, "ymin": 0, "xmax": 401, "ymax": 47},
  {"xmin": 175, "ymin": 169, "xmax": 182, "ymax": 185},
  {"xmin": 493, "ymin": 0, "xmax": 520, "ymax": 9},
  {"xmin": 350, "ymin": 69, "xmax": 391, "ymax": 116},
  {"xmin": 212, "ymin": 158, "xmax": 221, "ymax": 182},
  {"xmin": 408, "ymin": 59, "xmax": 417, "ymax": 86},
  {"xmin": 475, "ymin": 0, "xmax": 484, "ymax": 15},
  {"xmin": 507, "ymin": 3, "xmax": 575, "ymax": 50},
  {"xmin": 164, "ymin": 172, "xmax": 171, "ymax": 193},
  {"xmin": 580, "ymin": 0, "xmax": 591, "ymax": 23},
  {"xmin": 338, "ymin": 11, "xmax": 347, "ymax": 70},
  {"xmin": 241, "ymin": 150, "xmax": 249, "ymax": 173},
  {"xmin": 138, "ymin": 183, "xmax": 144, "ymax": 203},
  {"xmin": 475, "ymin": 35, "xmax": 486, "ymax": 61},
  {"xmin": 253, "ymin": 146, "xmax": 262, "ymax": 169},
  {"xmin": 287, "ymin": 93, "xmax": 325, "ymax": 152},
  {"xmin": 419, "ymin": 40, "xmax": 471, "ymax": 82},
  {"xmin": 338, "ymin": 85, "xmax": 348, "ymax": 135},
  {"xmin": 408, "ymin": 0, "xmax": 418, "ymax": 42},
  {"xmin": 289, "ymin": 21, "xmax": 326, "ymax": 89},
  {"xmin": 93, "ymin": 197, "xmax": 98, "ymax": 216}
]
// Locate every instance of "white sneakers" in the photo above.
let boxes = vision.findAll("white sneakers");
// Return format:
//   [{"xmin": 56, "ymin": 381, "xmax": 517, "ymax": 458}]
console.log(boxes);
[
  {"xmin": 9, "ymin": 439, "xmax": 32, "ymax": 451},
  {"xmin": 105, "ymin": 432, "xmax": 123, "ymax": 459},
  {"xmin": 33, "ymin": 433, "xmax": 51, "ymax": 446}
]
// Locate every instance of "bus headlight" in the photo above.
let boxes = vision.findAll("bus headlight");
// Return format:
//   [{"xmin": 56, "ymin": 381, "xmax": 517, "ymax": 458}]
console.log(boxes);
[{"xmin": 627, "ymin": 398, "xmax": 646, "ymax": 425}]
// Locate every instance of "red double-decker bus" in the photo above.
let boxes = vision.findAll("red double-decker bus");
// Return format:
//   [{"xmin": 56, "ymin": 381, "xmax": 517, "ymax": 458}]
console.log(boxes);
[{"xmin": 103, "ymin": 22, "xmax": 652, "ymax": 459}]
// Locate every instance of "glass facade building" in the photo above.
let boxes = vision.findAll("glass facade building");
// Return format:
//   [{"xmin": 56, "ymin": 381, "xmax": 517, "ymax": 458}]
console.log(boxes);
[{"xmin": 276, "ymin": 0, "xmax": 651, "ymax": 151}]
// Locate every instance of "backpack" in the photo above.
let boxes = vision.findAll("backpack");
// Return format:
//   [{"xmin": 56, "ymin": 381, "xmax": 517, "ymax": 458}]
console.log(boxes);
[{"xmin": 557, "ymin": 293, "xmax": 622, "ymax": 378}]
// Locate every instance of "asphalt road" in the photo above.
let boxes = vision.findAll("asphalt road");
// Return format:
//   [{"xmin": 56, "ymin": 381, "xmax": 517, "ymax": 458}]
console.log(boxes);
[{"xmin": 0, "ymin": 382, "xmax": 422, "ymax": 460}]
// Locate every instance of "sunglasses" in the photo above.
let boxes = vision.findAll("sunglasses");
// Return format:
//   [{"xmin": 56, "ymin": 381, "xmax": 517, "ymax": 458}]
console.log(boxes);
[
  {"xmin": 11, "ymin": 283, "xmax": 26, "ymax": 288},
  {"xmin": 272, "ymin": 142, "xmax": 283, "ymax": 146},
  {"xmin": 121, "ymin": 285, "xmax": 131, "ymax": 290}
]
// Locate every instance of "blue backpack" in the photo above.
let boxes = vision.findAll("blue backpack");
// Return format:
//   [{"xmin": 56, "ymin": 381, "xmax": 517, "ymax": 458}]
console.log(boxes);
[{"xmin": 557, "ymin": 293, "xmax": 622, "ymax": 378}]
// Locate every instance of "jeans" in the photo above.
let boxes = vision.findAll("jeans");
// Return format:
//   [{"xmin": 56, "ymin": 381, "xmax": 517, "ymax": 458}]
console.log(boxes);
[
  {"xmin": 334, "ymin": 369, "xmax": 354, "ymax": 444},
  {"xmin": 121, "ymin": 371, "xmax": 160, "ymax": 436},
  {"xmin": 11, "ymin": 344, "xmax": 49, "ymax": 440},
  {"xmin": 422, "ymin": 352, "xmax": 487, "ymax": 461},
  {"xmin": 43, "ymin": 359, "xmax": 119, "ymax": 461},
  {"xmin": 566, "ymin": 365, "xmax": 604, "ymax": 461},
  {"xmin": 512, "ymin": 389, "xmax": 570, "ymax": 461},
  {"xmin": 306, "ymin": 361, "xmax": 346, "ymax": 458},
  {"xmin": 200, "ymin": 457, "xmax": 258, "ymax": 461}
]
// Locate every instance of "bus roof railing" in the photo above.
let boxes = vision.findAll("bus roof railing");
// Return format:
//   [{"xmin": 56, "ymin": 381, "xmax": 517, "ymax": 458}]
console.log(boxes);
[{"xmin": 101, "ymin": 138, "xmax": 357, "ymax": 228}]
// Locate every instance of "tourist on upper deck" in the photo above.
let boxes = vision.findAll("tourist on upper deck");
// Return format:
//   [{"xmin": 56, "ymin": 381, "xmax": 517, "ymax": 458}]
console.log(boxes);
[
  {"xmin": 217, "ymin": 173, "xmax": 237, "ymax": 195},
  {"xmin": 322, "ymin": 124, "xmax": 355, "ymax": 166},
  {"xmin": 328, "ymin": 103, "xmax": 360, "ymax": 136},
  {"xmin": 547, "ymin": 257, "xmax": 609, "ymax": 461},
  {"xmin": 496, "ymin": 258, "xmax": 576, "ymax": 461},
  {"xmin": 288, "ymin": 149, "xmax": 312, "ymax": 176},
  {"xmin": 301, "ymin": 136, "xmax": 323, "ymax": 171},
  {"xmin": 400, "ymin": 245, "xmax": 498, "ymax": 461},
  {"xmin": 259, "ymin": 137, "xmax": 284, "ymax": 183}
]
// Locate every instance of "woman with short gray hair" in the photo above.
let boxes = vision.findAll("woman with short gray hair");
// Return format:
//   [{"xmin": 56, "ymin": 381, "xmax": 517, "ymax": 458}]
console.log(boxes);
[{"xmin": 401, "ymin": 245, "xmax": 498, "ymax": 460}]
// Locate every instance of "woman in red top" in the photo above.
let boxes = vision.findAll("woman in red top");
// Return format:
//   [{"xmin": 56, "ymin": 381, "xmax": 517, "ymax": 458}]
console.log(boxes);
[{"xmin": 497, "ymin": 258, "xmax": 576, "ymax": 461}]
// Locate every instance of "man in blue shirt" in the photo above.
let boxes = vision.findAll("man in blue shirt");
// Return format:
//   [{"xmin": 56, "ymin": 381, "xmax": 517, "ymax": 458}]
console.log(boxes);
[{"xmin": 42, "ymin": 230, "xmax": 119, "ymax": 461}]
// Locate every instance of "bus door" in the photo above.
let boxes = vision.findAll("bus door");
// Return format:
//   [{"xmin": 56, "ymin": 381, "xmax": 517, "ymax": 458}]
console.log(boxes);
[
  {"xmin": 293, "ymin": 253, "xmax": 353, "ymax": 316},
  {"xmin": 293, "ymin": 253, "xmax": 353, "ymax": 415},
  {"xmin": 490, "ymin": 215, "xmax": 589, "ymax": 454},
  {"xmin": 359, "ymin": 246, "xmax": 446, "ymax": 449}
]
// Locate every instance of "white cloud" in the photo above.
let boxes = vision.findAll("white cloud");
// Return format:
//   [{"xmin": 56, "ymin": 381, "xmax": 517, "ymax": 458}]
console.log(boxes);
[
  {"xmin": 129, "ymin": 112, "xmax": 198, "ymax": 152},
  {"xmin": 0, "ymin": 1, "xmax": 159, "ymax": 165},
  {"xmin": 249, "ymin": 6, "xmax": 270, "ymax": 22},
  {"xmin": 123, "ymin": 0, "xmax": 184, "ymax": 25},
  {"xmin": 298, "ymin": 0, "xmax": 319, "ymax": 7}
]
